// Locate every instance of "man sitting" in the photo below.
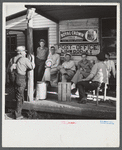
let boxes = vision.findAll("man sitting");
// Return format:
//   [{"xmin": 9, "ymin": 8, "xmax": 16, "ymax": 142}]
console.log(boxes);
[
  {"xmin": 58, "ymin": 53, "xmax": 76, "ymax": 82},
  {"xmin": 42, "ymin": 46, "xmax": 60, "ymax": 86},
  {"xmin": 71, "ymin": 52, "xmax": 93, "ymax": 90},
  {"xmin": 76, "ymin": 52, "xmax": 107, "ymax": 104}
]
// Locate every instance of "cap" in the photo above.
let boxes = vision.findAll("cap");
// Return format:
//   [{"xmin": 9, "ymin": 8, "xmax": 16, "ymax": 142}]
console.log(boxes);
[
  {"xmin": 15, "ymin": 46, "xmax": 27, "ymax": 52},
  {"xmin": 65, "ymin": 53, "xmax": 72, "ymax": 57},
  {"xmin": 39, "ymin": 39, "xmax": 46, "ymax": 44},
  {"xmin": 81, "ymin": 52, "xmax": 87, "ymax": 56}
]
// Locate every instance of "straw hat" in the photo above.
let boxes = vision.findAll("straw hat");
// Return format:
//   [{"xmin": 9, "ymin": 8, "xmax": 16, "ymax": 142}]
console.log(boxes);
[{"xmin": 15, "ymin": 46, "xmax": 27, "ymax": 53}]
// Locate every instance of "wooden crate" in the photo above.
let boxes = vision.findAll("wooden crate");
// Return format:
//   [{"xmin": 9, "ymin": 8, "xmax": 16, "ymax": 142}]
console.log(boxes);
[{"xmin": 58, "ymin": 82, "xmax": 71, "ymax": 101}]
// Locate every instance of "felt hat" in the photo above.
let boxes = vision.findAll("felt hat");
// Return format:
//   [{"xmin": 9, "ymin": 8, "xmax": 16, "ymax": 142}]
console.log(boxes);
[{"xmin": 15, "ymin": 46, "xmax": 27, "ymax": 53}]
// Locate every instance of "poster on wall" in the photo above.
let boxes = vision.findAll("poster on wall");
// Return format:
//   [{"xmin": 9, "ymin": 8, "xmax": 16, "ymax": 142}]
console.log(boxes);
[
  {"xmin": 59, "ymin": 29, "xmax": 99, "ymax": 43},
  {"xmin": 57, "ymin": 44, "xmax": 100, "ymax": 56}
]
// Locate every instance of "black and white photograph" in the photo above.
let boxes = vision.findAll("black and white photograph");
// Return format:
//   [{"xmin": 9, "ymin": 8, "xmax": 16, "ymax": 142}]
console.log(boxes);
[{"xmin": 2, "ymin": 2, "xmax": 120, "ymax": 147}]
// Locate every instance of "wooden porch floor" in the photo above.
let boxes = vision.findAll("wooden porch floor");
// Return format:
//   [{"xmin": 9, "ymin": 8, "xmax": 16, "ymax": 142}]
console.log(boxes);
[{"xmin": 5, "ymin": 86, "xmax": 116, "ymax": 119}]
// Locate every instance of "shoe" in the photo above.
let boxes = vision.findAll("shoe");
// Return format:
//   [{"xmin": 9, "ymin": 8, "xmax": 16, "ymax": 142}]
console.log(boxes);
[
  {"xmin": 78, "ymin": 97, "xmax": 87, "ymax": 104},
  {"xmin": 16, "ymin": 116, "xmax": 24, "ymax": 120},
  {"xmin": 71, "ymin": 83, "xmax": 76, "ymax": 90},
  {"xmin": 75, "ymin": 90, "xmax": 79, "ymax": 96},
  {"xmin": 45, "ymin": 81, "xmax": 51, "ymax": 87}
]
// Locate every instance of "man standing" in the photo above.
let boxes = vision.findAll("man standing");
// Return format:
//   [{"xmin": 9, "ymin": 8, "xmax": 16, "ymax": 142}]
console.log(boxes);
[
  {"xmin": 14, "ymin": 46, "xmax": 35, "ymax": 119},
  {"xmin": 42, "ymin": 46, "xmax": 60, "ymax": 86},
  {"xmin": 35, "ymin": 39, "xmax": 49, "ymax": 86}
]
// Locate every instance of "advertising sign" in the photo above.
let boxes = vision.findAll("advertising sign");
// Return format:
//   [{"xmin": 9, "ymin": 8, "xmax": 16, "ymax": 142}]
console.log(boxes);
[
  {"xmin": 59, "ymin": 29, "xmax": 98, "ymax": 43},
  {"xmin": 58, "ymin": 44, "xmax": 100, "ymax": 56}
]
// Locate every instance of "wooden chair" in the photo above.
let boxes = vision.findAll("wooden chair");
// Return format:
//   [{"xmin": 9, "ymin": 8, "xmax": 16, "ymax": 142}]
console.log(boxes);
[{"xmin": 93, "ymin": 83, "xmax": 108, "ymax": 106}]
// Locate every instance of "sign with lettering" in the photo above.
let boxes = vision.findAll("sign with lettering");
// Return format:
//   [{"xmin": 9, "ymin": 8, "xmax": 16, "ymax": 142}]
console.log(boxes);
[
  {"xmin": 57, "ymin": 44, "xmax": 100, "ymax": 56},
  {"xmin": 59, "ymin": 29, "xmax": 98, "ymax": 43}
]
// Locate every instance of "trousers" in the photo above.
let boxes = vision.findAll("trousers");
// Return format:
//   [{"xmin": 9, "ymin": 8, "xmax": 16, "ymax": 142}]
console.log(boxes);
[
  {"xmin": 35, "ymin": 57, "xmax": 45, "ymax": 85},
  {"xmin": 14, "ymin": 73, "xmax": 26, "ymax": 118},
  {"xmin": 77, "ymin": 81, "xmax": 101, "ymax": 99}
]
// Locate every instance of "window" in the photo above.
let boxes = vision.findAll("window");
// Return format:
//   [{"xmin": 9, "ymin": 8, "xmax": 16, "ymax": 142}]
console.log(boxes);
[
  {"xmin": 101, "ymin": 18, "xmax": 116, "ymax": 59},
  {"xmin": 6, "ymin": 34, "xmax": 17, "ymax": 67}
]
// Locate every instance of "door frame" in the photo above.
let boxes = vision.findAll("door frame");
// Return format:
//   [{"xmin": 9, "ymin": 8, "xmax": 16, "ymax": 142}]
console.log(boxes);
[{"xmin": 33, "ymin": 27, "xmax": 49, "ymax": 48}]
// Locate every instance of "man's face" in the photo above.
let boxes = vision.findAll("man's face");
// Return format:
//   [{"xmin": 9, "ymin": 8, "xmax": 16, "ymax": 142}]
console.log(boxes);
[
  {"xmin": 50, "ymin": 48, "xmax": 55, "ymax": 55},
  {"xmin": 65, "ymin": 55, "xmax": 71, "ymax": 62},
  {"xmin": 39, "ymin": 42, "xmax": 45, "ymax": 48},
  {"xmin": 21, "ymin": 51, "xmax": 26, "ymax": 57},
  {"xmin": 81, "ymin": 54, "xmax": 87, "ymax": 61}
]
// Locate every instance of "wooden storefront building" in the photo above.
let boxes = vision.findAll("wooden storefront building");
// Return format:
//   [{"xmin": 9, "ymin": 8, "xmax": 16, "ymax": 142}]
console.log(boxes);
[{"xmin": 6, "ymin": 5, "xmax": 117, "ymax": 101}]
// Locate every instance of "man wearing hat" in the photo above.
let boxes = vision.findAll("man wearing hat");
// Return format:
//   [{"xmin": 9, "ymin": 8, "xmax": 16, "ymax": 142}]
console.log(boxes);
[
  {"xmin": 35, "ymin": 39, "xmax": 49, "ymax": 86},
  {"xmin": 58, "ymin": 53, "xmax": 76, "ymax": 82},
  {"xmin": 13, "ymin": 46, "xmax": 35, "ymax": 119},
  {"xmin": 76, "ymin": 52, "xmax": 107, "ymax": 104},
  {"xmin": 71, "ymin": 52, "xmax": 93, "ymax": 90}
]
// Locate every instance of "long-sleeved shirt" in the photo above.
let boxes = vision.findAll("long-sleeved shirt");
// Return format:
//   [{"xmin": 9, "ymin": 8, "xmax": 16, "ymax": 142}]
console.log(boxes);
[
  {"xmin": 77, "ymin": 59, "xmax": 93, "ymax": 73},
  {"xmin": 47, "ymin": 53, "xmax": 60, "ymax": 68},
  {"xmin": 36, "ymin": 47, "xmax": 49, "ymax": 60},
  {"xmin": 62, "ymin": 60, "xmax": 76, "ymax": 71},
  {"xmin": 16, "ymin": 56, "xmax": 35, "ymax": 75}
]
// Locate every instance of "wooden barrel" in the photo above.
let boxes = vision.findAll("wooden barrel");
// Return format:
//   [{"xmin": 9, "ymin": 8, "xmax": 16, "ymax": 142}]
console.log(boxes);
[
  {"xmin": 58, "ymin": 82, "xmax": 71, "ymax": 101},
  {"xmin": 36, "ymin": 81, "xmax": 47, "ymax": 100}
]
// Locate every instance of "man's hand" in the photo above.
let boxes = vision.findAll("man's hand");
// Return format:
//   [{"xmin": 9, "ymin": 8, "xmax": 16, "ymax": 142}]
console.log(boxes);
[{"xmin": 81, "ymin": 78, "xmax": 87, "ymax": 81}]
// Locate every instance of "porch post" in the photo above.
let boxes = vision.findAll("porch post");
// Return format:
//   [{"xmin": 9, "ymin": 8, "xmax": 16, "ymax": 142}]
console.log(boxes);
[{"xmin": 26, "ymin": 7, "xmax": 35, "ymax": 102}]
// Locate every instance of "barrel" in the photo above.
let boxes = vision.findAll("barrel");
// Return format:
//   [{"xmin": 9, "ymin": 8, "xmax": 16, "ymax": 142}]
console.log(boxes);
[{"xmin": 36, "ymin": 81, "xmax": 47, "ymax": 100}]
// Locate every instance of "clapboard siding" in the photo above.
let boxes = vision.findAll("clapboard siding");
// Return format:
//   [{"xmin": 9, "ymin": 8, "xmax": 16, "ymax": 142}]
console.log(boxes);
[
  {"xmin": 6, "ymin": 15, "xmax": 27, "ymax": 30},
  {"xmin": 59, "ymin": 18, "xmax": 99, "ymax": 30},
  {"xmin": 8, "ymin": 31, "xmax": 25, "ymax": 46},
  {"xmin": 33, "ymin": 13, "xmax": 57, "ymax": 47}
]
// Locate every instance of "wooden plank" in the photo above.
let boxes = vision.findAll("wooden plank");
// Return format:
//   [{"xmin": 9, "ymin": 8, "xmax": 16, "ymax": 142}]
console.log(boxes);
[
  {"xmin": 58, "ymin": 82, "xmax": 62, "ymax": 101},
  {"xmin": 66, "ymin": 83, "xmax": 71, "ymax": 101},
  {"xmin": 26, "ymin": 8, "xmax": 34, "ymax": 102},
  {"xmin": 62, "ymin": 83, "xmax": 67, "ymax": 101},
  {"xmin": 22, "ymin": 101, "xmax": 116, "ymax": 119}
]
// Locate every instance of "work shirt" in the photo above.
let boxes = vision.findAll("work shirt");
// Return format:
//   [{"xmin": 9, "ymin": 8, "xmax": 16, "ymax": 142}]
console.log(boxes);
[
  {"xmin": 90, "ymin": 62, "xmax": 107, "ymax": 83},
  {"xmin": 7, "ymin": 54, "xmax": 22, "ymax": 73},
  {"xmin": 78, "ymin": 59, "xmax": 93, "ymax": 73},
  {"xmin": 16, "ymin": 57, "xmax": 35, "ymax": 75},
  {"xmin": 62, "ymin": 60, "xmax": 76, "ymax": 71},
  {"xmin": 47, "ymin": 53, "xmax": 60, "ymax": 68},
  {"xmin": 36, "ymin": 47, "xmax": 49, "ymax": 60}
]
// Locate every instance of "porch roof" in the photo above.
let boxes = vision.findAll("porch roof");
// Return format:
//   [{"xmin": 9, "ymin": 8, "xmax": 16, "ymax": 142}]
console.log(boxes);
[{"xmin": 25, "ymin": 5, "xmax": 116, "ymax": 23}]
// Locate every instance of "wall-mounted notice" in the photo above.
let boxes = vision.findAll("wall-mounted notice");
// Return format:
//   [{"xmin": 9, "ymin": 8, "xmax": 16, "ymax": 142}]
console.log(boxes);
[
  {"xmin": 59, "ymin": 29, "xmax": 98, "ymax": 43},
  {"xmin": 58, "ymin": 44, "xmax": 100, "ymax": 56}
]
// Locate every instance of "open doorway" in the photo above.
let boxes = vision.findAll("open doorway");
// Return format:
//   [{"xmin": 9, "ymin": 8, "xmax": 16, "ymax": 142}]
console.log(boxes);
[{"xmin": 33, "ymin": 28, "xmax": 48, "ymax": 56}]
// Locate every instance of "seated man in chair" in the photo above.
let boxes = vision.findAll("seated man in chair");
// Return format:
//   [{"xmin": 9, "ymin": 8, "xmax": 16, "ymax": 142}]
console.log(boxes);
[
  {"xmin": 42, "ymin": 46, "xmax": 60, "ymax": 86},
  {"xmin": 71, "ymin": 52, "xmax": 94, "ymax": 90},
  {"xmin": 76, "ymin": 52, "xmax": 107, "ymax": 104},
  {"xmin": 58, "ymin": 53, "xmax": 76, "ymax": 82}
]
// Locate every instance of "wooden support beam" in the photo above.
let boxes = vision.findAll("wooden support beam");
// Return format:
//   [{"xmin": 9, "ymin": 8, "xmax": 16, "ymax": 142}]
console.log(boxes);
[{"xmin": 26, "ymin": 8, "xmax": 35, "ymax": 102}]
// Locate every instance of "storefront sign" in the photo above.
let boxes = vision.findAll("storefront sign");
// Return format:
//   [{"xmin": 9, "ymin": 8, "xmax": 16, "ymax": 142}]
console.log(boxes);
[
  {"xmin": 59, "ymin": 29, "xmax": 98, "ymax": 43},
  {"xmin": 58, "ymin": 44, "xmax": 100, "ymax": 56}
]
